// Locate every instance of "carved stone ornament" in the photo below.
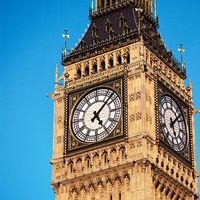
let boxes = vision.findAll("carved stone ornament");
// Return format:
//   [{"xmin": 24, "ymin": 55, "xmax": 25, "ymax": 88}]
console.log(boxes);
[
  {"xmin": 56, "ymin": 136, "xmax": 62, "ymax": 144},
  {"xmin": 129, "ymin": 91, "xmax": 142, "ymax": 101}
]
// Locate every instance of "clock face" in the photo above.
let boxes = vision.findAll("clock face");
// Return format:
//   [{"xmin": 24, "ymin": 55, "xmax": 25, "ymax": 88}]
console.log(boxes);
[
  {"xmin": 158, "ymin": 95, "xmax": 187, "ymax": 152},
  {"xmin": 71, "ymin": 88, "xmax": 122, "ymax": 143}
]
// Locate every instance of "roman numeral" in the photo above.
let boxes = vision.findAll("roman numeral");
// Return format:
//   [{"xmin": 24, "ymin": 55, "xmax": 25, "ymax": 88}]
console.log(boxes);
[
  {"xmin": 110, "ymin": 108, "xmax": 121, "ymax": 112},
  {"xmin": 108, "ymin": 118, "xmax": 118, "ymax": 122},
  {"xmin": 102, "ymin": 125, "xmax": 109, "ymax": 134},
  {"xmin": 72, "ymin": 119, "xmax": 83, "ymax": 123}
]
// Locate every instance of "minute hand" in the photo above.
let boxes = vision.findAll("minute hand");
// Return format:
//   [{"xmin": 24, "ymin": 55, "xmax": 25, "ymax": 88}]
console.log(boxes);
[{"xmin": 91, "ymin": 93, "xmax": 114, "ymax": 122}]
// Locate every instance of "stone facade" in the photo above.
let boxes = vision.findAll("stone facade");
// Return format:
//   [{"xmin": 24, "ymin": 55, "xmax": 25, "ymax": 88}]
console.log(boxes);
[{"xmin": 50, "ymin": 1, "xmax": 199, "ymax": 199}]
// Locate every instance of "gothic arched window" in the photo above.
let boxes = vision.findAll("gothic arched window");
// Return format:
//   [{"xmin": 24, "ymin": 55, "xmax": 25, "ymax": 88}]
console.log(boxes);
[
  {"xmin": 119, "ymin": 192, "xmax": 122, "ymax": 200},
  {"xmin": 127, "ymin": 53, "xmax": 130, "ymax": 63},
  {"xmin": 100, "ymin": 60, "xmax": 106, "ymax": 71},
  {"xmin": 106, "ymin": 21, "xmax": 111, "ymax": 32},
  {"xmin": 84, "ymin": 65, "xmax": 90, "ymax": 76},
  {"xmin": 109, "ymin": 57, "xmax": 114, "ymax": 68},
  {"xmin": 76, "ymin": 68, "xmax": 81, "ymax": 79},
  {"xmin": 117, "ymin": 55, "xmax": 122, "ymax": 65},
  {"xmin": 92, "ymin": 63, "xmax": 98, "ymax": 73},
  {"xmin": 101, "ymin": 0, "xmax": 105, "ymax": 8},
  {"xmin": 119, "ymin": 16, "xmax": 125, "ymax": 27}
]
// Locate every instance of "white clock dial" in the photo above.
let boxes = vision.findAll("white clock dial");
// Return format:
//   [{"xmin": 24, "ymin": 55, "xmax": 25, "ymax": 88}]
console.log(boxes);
[
  {"xmin": 158, "ymin": 95, "xmax": 187, "ymax": 152},
  {"xmin": 71, "ymin": 88, "xmax": 122, "ymax": 143}
]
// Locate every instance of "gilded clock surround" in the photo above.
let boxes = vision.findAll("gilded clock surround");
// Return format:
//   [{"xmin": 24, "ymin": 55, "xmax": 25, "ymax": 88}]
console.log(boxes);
[
  {"xmin": 65, "ymin": 76, "xmax": 127, "ymax": 155},
  {"xmin": 158, "ymin": 94, "xmax": 188, "ymax": 152},
  {"xmin": 157, "ymin": 82, "xmax": 192, "ymax": 166}
]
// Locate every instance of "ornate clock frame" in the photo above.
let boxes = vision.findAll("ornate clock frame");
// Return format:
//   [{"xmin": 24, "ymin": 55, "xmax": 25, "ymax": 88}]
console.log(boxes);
[
  {"xmin": 64, "ymin": 75, "xmax": 128, "ymax": 156},
  {"xmin": 157, "ymin": 81, "xmax": 193, "ymax": 166}
]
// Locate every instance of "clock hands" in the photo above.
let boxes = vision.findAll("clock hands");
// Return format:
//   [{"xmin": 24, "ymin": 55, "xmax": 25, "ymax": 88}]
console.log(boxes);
[
  {"xmin": 170, "ymin": 117, "xmax": 178, "ymax": 137},
  {"xmin": 92, "ymin": 111, "xmax": 103, "ymax": 125},
  {"xmin": 91, "ymin": 92, "xmax": 114, "ymax": 124},
  {"xmin": 170, "ymin": 114, "xmax": 181, "ymax": 127}
]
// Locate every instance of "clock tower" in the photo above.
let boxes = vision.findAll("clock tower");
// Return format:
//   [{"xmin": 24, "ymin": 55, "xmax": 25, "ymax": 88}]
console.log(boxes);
[{"xmin": 50, "ymin": 0, "xmax": 199, "ymax": 199}]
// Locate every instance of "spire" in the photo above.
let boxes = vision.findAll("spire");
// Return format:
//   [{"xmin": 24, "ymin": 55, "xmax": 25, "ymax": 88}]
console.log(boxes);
[
  {"xmin": 62, "ymin": 30, "xmax": 70, "ymax": 61},
  {"xmin": 186, "ymin": 80, "xmax": 193, "ymax": 98},
  {"xmin": 178, "ymin": 44, "xmax": 185, "ymax": 65},
  {"xmin": 91, "ymin": 0, "xmax": 95, "ymax": 12},
  {"xmin": 153, "ymin": 0, "xmax": 157, "ymax": 18},
  {"xmin": 55, "ymin": 64, "xmax": 59, "ymax": 88}
]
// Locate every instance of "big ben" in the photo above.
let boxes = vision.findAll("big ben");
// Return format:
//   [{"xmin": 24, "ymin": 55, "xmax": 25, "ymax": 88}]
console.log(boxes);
[{"xmin": 50, "ymin": 0, "xmax": 199, "ymax": 199}]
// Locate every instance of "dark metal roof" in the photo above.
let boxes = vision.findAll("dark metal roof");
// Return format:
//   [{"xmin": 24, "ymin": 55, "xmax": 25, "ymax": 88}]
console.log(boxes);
[
  {"xmin": 78, "ymin": 6, "xmax": 138, "ymax": 48},
  {"xmin": 62, "ymin": 4, "xmax": 186, "ymax": 79}
]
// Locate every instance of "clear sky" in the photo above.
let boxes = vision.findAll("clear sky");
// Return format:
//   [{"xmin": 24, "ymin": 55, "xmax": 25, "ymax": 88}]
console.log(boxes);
[{"xmin": 0, "ymin": 0, "xmax": 199, "ymax": 199}]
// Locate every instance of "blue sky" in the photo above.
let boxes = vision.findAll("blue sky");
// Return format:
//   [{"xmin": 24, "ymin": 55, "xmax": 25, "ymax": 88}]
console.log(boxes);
[{"xmin": 0, "ymin": 0, "xmax": 199, "ymax": 199}]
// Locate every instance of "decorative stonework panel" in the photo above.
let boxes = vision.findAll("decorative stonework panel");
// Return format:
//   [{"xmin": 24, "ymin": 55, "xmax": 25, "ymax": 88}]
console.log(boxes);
[
  {"xmin": 56, "ymin": 136, "xmax": 62, "ymax": 144},
  {"xmin": 130, "ymin": 112, "xmax": 142, "ymax": 122},
  {"xmin": 57, "ymin": 116, "xmax": 63, "ymax": 124},
  {"xmin": 145, "ymin": 92, "xmax": 152, "ymax": 104},
  {"xmin": 146, "ymin": 113, "xmax": 152, "ymax": 125},
  {"xmin": 129, "ymin": 91, "xmax": 142, "ymax": 101}
]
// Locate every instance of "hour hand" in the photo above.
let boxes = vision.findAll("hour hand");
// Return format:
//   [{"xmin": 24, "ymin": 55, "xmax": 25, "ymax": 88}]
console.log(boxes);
[
  {"xmin": 170, "ymin": 117, "xmax": 177, "ymax": 137},
  {"xmin": 91, "ymin": 111, "xmax": 103, "ymax": 125},
  {"xmin": 91, "ymin": 111, "xmax": 99, "ymax": 123}
]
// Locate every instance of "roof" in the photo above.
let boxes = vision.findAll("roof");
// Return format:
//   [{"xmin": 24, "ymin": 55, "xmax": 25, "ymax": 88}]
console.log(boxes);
[
  {"xmin": 78, "ymin": 6, "xmax": 138, "ymax": 48},
  {"xmin": 62, "ymin": 3, "xmax": 186, "ymax": 79},
  {"xmin": 63, "ymin": 5, "xmax": 140, "ymax": 61}
]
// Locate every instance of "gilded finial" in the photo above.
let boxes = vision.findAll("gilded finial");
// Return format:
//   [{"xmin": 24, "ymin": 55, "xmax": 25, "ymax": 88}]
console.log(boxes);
[
  {"xmin": 62, "ymin": 30, "xmax": 70, "ymax": 61},
  {"xmin": 189, "ymin": 80, "xmax": 192, "ymax": 88},
  {"xmin": 153, "ymin": 0, "xmax": 157, "ymax": 18},
  {"xmin": 91, "ymin": 0, "xmax": 94, "ymax": 11},
  {"xmin": 178, "ymin": 44, "xmax": 185, "ymax": 65}
]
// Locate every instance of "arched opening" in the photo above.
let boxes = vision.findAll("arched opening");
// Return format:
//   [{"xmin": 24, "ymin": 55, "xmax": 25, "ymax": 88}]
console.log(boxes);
[
  {"xmin": 126, "ymin": 53, "xmax": 130, "ymax": 63},
  {"xmin": 86, "ymin": 157, "xmax": 90, "ymax": 169},
  {"xmin": 92, "ymin": 27, "xmax": 97, "ymax": 37},
  {"xmin": 76, "ymin": 68, "xmax": 81, "ymax": 79},
  {"xmin": 117, "ymin": 55, "xmax": 122, "ymax": 65},
  {"xmin": 70, "ymin": 163, "xmax": 73, "ymax": 173},
  {"xmin": 121, "ymin": 147, "xmax": 125, "ymax": 160},
  {"xmin": 93, "ymin": 36, "xmax": 99, "ymax": 45},
  {"xmin": 109, "ymin": 57, "xmax": 114, "ymax": 68},
  {"xmin": 100, "ymin": 60, "xmax": 106, "ymax": 71},
  {"xmin": 103, "ymin": 152, "xmax": 108, "ymax": 164},
  {"xmin": 101, "ymin": 0, "xmax": 105, "ymax": 8},
  {"xmin": 119, "ymin": 16, "xmax": 125, "ymax": 27},
  {"xmin": 106, "ymin": 22, "xmax": 111, "ymax": 32},
  {"xmin": 85, "ymin": 65, "xmax": 90, "ymax": 76},
  {"xmin": 119, "ymin": 192, "xmax": 122, "ymax": 200},
  {"xmin": 92, "ymin": 63, "xmax": 98, "ymax": 73}
]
